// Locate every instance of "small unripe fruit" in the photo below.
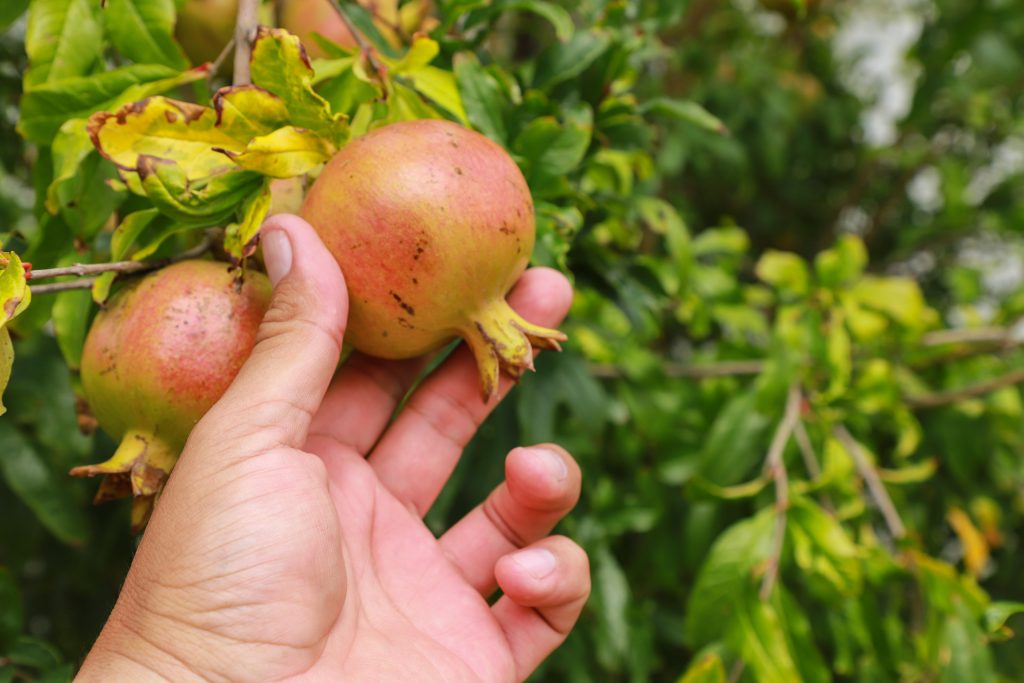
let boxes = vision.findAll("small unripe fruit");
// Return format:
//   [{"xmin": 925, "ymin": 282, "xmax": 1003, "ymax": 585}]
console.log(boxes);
[
  {"xmin": 301, "ymin": 119, "xmax": 566, "ymax": 400},
  {"xmin": 70, "ymin": 260, "xmax": 271, "ymax": 530}
]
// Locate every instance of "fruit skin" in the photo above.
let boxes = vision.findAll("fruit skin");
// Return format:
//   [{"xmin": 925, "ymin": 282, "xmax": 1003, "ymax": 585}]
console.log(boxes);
[
  {"xmin": 70, "ymin": 260, "xmax": 271, "ymax": 530},
  {"xmin": 277, "ymin": 0, "xmax": 401, "ymax": 59},
  {"xmin": 175, "ymin": 0, "xmax": 239, "ymax": 67},
  {"xmin": 301, "ymin": 119, "xmax": 566, "ymax": 399}
]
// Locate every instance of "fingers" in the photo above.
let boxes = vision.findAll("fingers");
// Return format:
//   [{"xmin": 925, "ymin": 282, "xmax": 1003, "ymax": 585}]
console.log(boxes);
[
  {"xmin": 194, "ymin": 214, "xmax": 348, "ymax": 455},
  {"xmin": 306, "ymin": 353, "xmax": 427, "ymax": 455},
  {"xmin": 367, "ymin": 268, "xmax": 573, "ymax": 514},
  {"xmin": 439, "ymin": 445, "xmax": 580, "ymax": 595},
  {"xmin": 491, "ymin": 536, "xmax": 590, "ymax": 682}
]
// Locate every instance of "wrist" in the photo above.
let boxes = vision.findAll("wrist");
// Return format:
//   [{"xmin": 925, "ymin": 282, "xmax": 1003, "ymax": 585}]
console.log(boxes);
[{"xmin": 78, "ymin": 581, "xmax": 205, "ymax": 682}]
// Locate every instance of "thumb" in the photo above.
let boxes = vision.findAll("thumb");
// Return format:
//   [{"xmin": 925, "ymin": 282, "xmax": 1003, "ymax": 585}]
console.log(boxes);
[{"xmin": 197, "ymin": 213, "xmax": 348, "ymax": 453}]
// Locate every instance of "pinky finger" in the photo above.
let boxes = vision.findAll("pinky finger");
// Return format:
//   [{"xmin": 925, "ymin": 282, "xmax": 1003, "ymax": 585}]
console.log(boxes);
[{"xmin": 491, "ymin": 536, "xmax": 590, "ymax": 681}]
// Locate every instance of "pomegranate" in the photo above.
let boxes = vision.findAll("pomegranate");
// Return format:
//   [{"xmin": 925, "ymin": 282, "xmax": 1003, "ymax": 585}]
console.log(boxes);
[
  {"xmin": 70, "ymin": 260, "xmax": 271, "ymax": 530},
  {"xmin": 277, "ymin": 0, "xmax": 408, "ymax": 59},
  {"xmin": 300, "ymin": 119, "xmax": 566, "ymax": 400}
]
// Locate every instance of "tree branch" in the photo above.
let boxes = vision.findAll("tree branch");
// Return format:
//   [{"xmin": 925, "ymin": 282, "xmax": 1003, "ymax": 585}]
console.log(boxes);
[
  {"xmin": 232, "ymin": 0, "xmax": 260, "ymax": 85},
  {"xmin": 833, "ymin": 425, "xmax": 906, "ymax": 539},
  {"xmin": 28, "ymin": 238, "xmax": 213, "ymax": 295},
  {"xmin": 793, "ymin": 419, "xmax": 836, "ymax": 515},
  {"xmin": 760, "ymin": 384, "xmax": 802, "ymax": 601},
  {"xmin": 907, "ymin": 368, "xmax": 1024, "ymax": 409},
  {"xmin": 589, "ymin": 359, "xmax": 765, "ymax": 380},
  {"xmin": 325, "ymin": 0, "xmax": 389, "ymax": 90}
]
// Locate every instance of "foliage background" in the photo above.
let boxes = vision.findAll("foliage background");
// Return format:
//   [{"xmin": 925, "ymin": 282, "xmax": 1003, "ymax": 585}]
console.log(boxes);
[{"xmin": 2, "ymin": 0, "xmax": 1024, "ymax": 680}]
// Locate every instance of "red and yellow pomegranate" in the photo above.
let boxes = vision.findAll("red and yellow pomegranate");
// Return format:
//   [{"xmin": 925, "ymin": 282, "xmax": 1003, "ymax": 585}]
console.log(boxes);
[
  {"xmin": 301, "ymin": 119, "xmax": 566, "ymax": 400},
  {"xmin": 70, "ymin": 260, "xmax": 271, "ymax": 530}
]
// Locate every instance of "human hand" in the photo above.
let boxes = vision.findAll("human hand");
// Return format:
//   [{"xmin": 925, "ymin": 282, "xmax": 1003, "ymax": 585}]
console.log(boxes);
[{"xmin": 77, "ymin": 215, "xmax": 588, "ymax": 682}]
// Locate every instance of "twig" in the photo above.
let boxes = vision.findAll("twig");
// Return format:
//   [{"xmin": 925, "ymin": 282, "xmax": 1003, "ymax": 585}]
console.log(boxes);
[
  {"xmin": 921, "ymin": 325, "xmax": 1020, "ymax": 347},
  {"xmin": 793, "ymin": 419, "xmax": 836, "ymax": 515},
  {"xmin": 29, "ymin": 279, "xmax": 97, "ymax": 295},
  {"xmin": 589, "ymin": 359, "xmax": 765, "ymax": 380},
  {"xmin": 208, "ymin": 36, "xmax": 237, "ymax": 82},
  {"xmin": 29, "ymin": 238, "xmax": 213, "ymax": 295},
  {"xmin": 759, "ymin": 384, "xmax": 802, "ymax": 601},
  {"xmin": 833, "ymin": 425, "xmax": 906, "ymax": 539},
  {"xmin": 907, "ymin": 368, "xmax": 1024, "ymax": 409},
  {"xmin": 325, "ymin": 0, "xmax": 389, "ymax": 89},
  {"xmin": 232, "ymin": 0, "xmax": 260, "ymax": 85}
]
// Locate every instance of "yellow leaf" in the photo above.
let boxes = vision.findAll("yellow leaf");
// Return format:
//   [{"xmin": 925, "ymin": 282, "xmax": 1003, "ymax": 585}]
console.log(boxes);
[
  {"xmin": 388, "ymin": 36, "xmax": 440, "ymax": 74},
  {"xmin": 219, "ymin": 126, "xmax": 335, "ymax": 178},
  {"xmin": 89, "ymin": 97, "xmax": 246, "ymax": 181},
  {"xmin": 224, "ymin": 183, "xmax": 273, "ymax": 260},
  {"xmin": 948, "ymin": 507, "xmax": 989, "ymax": 578},
  {"xmin": 0, "ymin": 328, "xmax": 11, "ymax": 416},
  {"xmin": 212, "ymin": 84, "xmax": 291, "ymax": 139}
]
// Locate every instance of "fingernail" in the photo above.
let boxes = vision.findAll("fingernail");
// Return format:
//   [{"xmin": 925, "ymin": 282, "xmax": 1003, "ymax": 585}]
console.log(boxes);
[
  {"xmin": 263, "ymin": 229, "xmax": 293, "ymax": 286},
  {"xmin": 512, "ymin": 548, "xmax": 557, "ymax": 580},
  {"xmin": 535, "ymin": 447, "xmax": 568, "ymax": 481}
]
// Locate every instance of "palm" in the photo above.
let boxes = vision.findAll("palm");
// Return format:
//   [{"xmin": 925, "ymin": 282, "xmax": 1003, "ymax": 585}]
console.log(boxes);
[{"xmin": 85, "ymin": 220, "xmax": 585, "ymax": 683}]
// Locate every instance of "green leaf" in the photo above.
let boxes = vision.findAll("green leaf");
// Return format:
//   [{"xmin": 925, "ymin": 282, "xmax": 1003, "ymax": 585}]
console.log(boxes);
[
  {"xmin": 756, "ymin": 250, "xmax": 810, "ymax": 296},
  {"xmin": 335, "ymin": 2, "xmax": 400, "ymax": 59},
  {"xmin": 692, "ymin": 226, "xmax": 749, "ymax": 257},
  {"xmin": 594, "ymin": 546, "xmax": 631, "ymax": 665},
  {"xmin": 532, "ymin": 30, "xmax": 611, "ymax": 90},
  {"xmin": 454, "ymin": 52, "xmax": 508, "ymax": 143},
  {"xmin": 51, "ymin": 289, "xmax": 93, "ymax": 371},
  {"xmin": 678, "ymin": 653, "xmax": 726, "ymax": 683},
  {"xmin": 51, "ymin": 153, "xmax": 126, "ymax": 241},
  {"xmin": 0, "ymin": 565, "xmax": 21, "ymax": 652},
  {"xmin": 984, "ymin": 601, "xmax": 1024, "ymax": 638},
  {"xmin": 24, "ymin": 0, "xmax": 103, "ymax": 88},
  {"xmin": 111, "ymin": 208, "xmax": 161, "ymax": 261},
  {"xmin": 697, "ymin": 391, "xmax": 773, "ymax": 485},
  {"xmin": 0, "ymin": 422, "xmax": 89, "ymax": 545},
  {"xmin": 815, "ymin": 235, "xmax": 867, "ymax": 288},
  {"xmin": 470, "ymin": 0, "xmax": 574, "ymax": 42},
  {"xmin": 135, "ymin": 156, "xmax": 262, "ymax": 226},
  {"xmin": 726, "ymin": 588, "xmax": 804, "ymax": 683},
  {"xmin": 685, "ymin": 508, "xmax": 774, "ymax": 646},
  {"xmin": 939, "ymin": 600, "xmax": 996, "ymax": 683},
  {"xmin": 642, "ymin": 97, "xmax": 728, "ymax": 135},
  {"xmin": 0, "ymin": 0, "xmax": 29, "ymax": 29},
  {"xmin": 513, "ymin": 112, "xmax": 592, "ymax": 188},
  {"xmin": 19, "ymin": 64, "xmax": 207, "ymax": 144},
  {"xmin": 103, "ymin": 0, "xmax": 188, "ymax": 69},
  {"xmin": 788, "ymin": 496, "xmax": 863, "ymax": 599},
  {"xmin": 5, "ymin": 635, "xmax": 62, "ymax": 669}
]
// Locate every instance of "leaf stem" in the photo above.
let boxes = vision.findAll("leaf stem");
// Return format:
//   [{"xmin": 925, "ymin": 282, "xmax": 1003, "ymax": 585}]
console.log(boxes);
[
  {"xmin": 325, "ymin": 0, "xmax": 389, "ymax": 91},
  {"xmin": 759, "ymin": 384, "xmax": 801, "ymax": 601},
  {"xmin": 793, "ymin": 418, "xmax": 836, "ymax": 515},
  {"xmin": 833, "ymin": 425, "xmax": 906, "ymax": 539}
]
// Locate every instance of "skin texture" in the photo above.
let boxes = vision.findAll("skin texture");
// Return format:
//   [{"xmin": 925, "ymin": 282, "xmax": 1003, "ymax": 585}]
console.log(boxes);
[
  {"xmin": 78, "ymin": 215, "xmax": 588, "ymax": 682},
  {"xmin": 302, "ymin": 119, "xmax": 565, "ymax": 398},
  {"xmin": 175, "ymin": 0, "xmax": 240, "ymax": 66},
  {"xmin": 71, "ymin": 260, "xmax": 271, "ymax": 528}
]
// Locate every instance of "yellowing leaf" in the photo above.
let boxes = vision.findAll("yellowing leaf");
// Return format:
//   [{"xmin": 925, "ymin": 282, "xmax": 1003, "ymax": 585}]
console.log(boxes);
[
  {"xmin": 0, "ymin": 252, "xmax": 32, "ymax": 416},
  {"xmin": 678, "ymin": 653, "xmax": 726, "ymax": 683},
  {"xmin": 224, "ymin": 183, "xmax": 273, "ymax": 260},
  {"xmin": 249, "ymin": 27, "xmax": 349, "ymax": 147},
  {"xmin": 404, "ymin": 66, "xmax": 469, "ymax": 124},
  {"xmin": 136, "ymin": 155, "xmax": 263, "ymax": 225},
  {"xmin": 219, "ymin": 126, "xmax": 335, "ymax": 178},
  {"xmin": 388, "ymin": 36, "xmax": 440, "ymax": 73},
  {"xmin": 851, "ymin": 276, "xmax": 935, "ymax": 330},
  {"xmin": 755, "ymin": 250, "xmax": 809, "ymax": 296},
  {"xmin": 211, "ymin": 85, "xmax": 291, "ymax": 140},
  {"xmin": 89, "ymin": 97, "xmax": 245, "ymax": 181},
  {"xmin": 948, "ymin": 507, "xmax": 989, "ymax": 578}
]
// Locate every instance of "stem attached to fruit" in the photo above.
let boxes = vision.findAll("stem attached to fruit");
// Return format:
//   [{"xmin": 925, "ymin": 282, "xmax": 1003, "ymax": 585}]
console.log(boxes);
[{"xmin": 462, "ymin": 300, "xmax": 567, "ymax": 401}]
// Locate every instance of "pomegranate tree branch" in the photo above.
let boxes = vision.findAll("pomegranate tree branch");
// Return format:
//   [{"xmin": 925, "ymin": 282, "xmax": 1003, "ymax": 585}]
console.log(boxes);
[
  {"xmin": 29, "ymin": 238, "xmax": 213, "ymax": 294},
  {"xmin": 833, "ymin": 425, "xmax": 906, "ymax": 539},
  {"xmin": 793, "ymin": 418, "xmax": 836, "ymax": 515},
  {"xmin": 325, "ymin": 0, "xmax": 389, "ymax": 88},
  {"xmin": 759, "ymin": 384, "xmax": 802, "ymax": 601},
  {"xmin": 232, "ymin": 0, "xmax": 260, "ymax": 85},
  {"xmin": 907, "ymin": 368, "xmax": 1024, "ymax": 409}
]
